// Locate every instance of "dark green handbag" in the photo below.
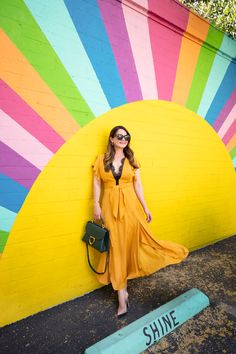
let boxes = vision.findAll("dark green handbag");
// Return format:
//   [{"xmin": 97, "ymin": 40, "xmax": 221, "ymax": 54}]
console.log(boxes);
[{"xmin": 82, "ymin": 219, "xmax": 110, "ymax": 274}]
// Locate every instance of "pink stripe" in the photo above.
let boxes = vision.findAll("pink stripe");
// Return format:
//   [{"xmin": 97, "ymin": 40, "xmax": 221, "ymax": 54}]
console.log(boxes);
[
  {"xmin": 148, "ymin": 0, "xmax": 189, "ymax": 100},
  {"xmin": 222, "ymin": 120, "xmax": 236, "ymax": 145},
  {"xmin": 0, "ymin": 109, "xmax": 53, "ymax": 169},
  {"xmin": 122, "ymin": 0, "xmax": 158, "ymax": 99},
  {"xmin": 98, "ymin": 0, "xmax": 142, "ymax": 102},
  {"xmin": 218, "ymin": 104, "xmax": 236, "ymax": 138},
  {"xmin": 0, "ymin": 80, "xmax": 64, "ymax": 152},
  {"xmin": 213, "ymin": 88, "xmax": 236, "ymax": 132},
  {"xmin": 135, "ymin": 0, "xmax": 148, "ymax": 6}
]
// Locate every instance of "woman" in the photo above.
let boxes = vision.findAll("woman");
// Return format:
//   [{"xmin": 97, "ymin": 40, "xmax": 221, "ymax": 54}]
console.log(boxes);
[{"xmin": 92, "ymin": 126, "xmax": 188, "ymax": 317}]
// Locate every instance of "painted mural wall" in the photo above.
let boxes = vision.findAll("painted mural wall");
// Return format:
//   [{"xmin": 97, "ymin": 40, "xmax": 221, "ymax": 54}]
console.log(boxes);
[{"xmin": 0, "ymin": 0, "xmax": 235, "ymax": 326}]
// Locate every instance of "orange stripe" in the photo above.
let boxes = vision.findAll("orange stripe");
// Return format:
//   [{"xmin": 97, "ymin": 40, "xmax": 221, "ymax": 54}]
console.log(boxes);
[
  {"xmin": 0, "ymin": 30, "xmax": 79, "ymax": 140},
  {"xmin": 172, "ymin": 13, "xmax": 209, "ymax": 105},
  {"xmin": 226, "ymin": 135, "xmax": 236, "ymax": 152}
]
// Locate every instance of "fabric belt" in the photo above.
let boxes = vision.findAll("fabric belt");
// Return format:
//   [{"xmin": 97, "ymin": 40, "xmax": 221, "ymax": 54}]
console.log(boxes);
[{"xmin": 104, "ymin": 182, "xmax": 133, "ymax": 220}]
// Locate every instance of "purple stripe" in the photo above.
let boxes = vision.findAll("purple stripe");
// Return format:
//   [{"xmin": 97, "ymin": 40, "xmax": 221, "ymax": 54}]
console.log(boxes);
[
  {"xmin": 213, "ymin": 88, "xmax": 236, "ymax": 132},
  {"xmin": 98, "ymin": 0, "xmax": 142, "ymax": 102},
  {"xmin": 0, "ymin": 141, "xmax": 40, "ymax": 189},
  {"xmin": 0, "ymin": 80, "xmax": 65, "ymax": 153}
]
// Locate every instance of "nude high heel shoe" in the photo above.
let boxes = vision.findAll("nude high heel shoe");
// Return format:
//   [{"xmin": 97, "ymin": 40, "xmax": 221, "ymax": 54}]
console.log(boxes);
[
  {"xmin": 117, "ymin": 299, "xmax": 129, "ymax": 318},
  {"xmin": 117, "ymin": 289, "xmax": 129, "ymax": 318}
]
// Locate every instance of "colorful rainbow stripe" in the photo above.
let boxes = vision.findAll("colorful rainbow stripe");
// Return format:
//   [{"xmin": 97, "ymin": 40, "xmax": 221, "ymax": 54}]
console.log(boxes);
[{"xmin": 0, "ymin": 0, "xmax": 235, "ymax": 254}]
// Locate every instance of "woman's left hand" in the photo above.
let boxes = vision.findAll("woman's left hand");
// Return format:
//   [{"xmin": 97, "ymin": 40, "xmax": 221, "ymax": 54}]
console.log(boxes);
[{"xmin": 144, "ymin": 208, "xmax": 152, "ymax": 223}]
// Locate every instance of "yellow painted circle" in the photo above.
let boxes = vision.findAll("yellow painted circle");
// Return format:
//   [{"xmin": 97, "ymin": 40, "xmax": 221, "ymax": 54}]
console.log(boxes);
[{"xmin": 0, "ymin": 100, "xmax": 235, "ymax": 326}]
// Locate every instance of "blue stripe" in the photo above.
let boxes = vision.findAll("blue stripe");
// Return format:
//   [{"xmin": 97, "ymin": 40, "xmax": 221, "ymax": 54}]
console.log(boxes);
[
  {"xmin": 0, "ymin": 174, "xmax": 28, "ymax": 213},
  {"xmin": 64, "ymin": 0, "xmax": 127, "ymax": 108},
  {"xmin": 205, "ymin": 60, "xmax": 236, "ymax": 125}
]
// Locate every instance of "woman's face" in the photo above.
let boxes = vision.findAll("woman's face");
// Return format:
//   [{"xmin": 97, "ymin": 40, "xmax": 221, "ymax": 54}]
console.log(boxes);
[{"xmin": 110, "ymin": 128, "xmax": 130, "ymax": 150}]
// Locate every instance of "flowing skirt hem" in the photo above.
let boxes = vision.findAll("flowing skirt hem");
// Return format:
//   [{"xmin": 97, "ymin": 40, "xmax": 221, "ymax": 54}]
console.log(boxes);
[{"xmin": 96, "ymin": 252, "xmax": 188, "ymax": 291}]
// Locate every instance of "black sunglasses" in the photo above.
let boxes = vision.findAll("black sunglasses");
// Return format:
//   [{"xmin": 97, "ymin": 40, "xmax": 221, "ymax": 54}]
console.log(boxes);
[{"xmin": 115, "ymin": 134, "xmax": 130, "ymax": 141}]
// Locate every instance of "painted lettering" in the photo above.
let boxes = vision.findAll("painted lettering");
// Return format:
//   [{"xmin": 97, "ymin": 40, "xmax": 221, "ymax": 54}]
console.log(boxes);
[
  {"xmin": 169, "ymin": 310, "xmax": 179, "ymax": 327},
  {"xmin": 157, "ymin": 318, "xmax": 165, "ymax": 336},
  {"xmin": 161, "ymin": 314, "xmax": 172, "ymax": 332},
  {"xmin": 143, "ymin": 326, "xmax": 152, "ymax": 346},
  {"xmin": 142, "ymin": 309, "xmax": 180, "ymax": 348},
  {"xmin": 149, "ymin": 322, "xmax": 160, "ymax": 342}
]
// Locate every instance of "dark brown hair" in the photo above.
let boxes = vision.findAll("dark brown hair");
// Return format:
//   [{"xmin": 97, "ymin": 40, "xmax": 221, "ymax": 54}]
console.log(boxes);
[{"xmin": 103, "ymin": 125, "xmax": 139, "ymax": 172}]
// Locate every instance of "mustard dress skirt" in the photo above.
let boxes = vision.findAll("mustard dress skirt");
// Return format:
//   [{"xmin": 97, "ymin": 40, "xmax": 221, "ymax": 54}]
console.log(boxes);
[{"xmin": 93, "ymin": 154, "xmax": 189, "ymax": 291}]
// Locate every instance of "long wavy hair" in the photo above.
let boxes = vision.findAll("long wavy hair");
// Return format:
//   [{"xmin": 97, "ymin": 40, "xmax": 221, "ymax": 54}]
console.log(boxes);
[{"xmin": 103, "ymin": 126, "xmax": 139, "ymax": 172}]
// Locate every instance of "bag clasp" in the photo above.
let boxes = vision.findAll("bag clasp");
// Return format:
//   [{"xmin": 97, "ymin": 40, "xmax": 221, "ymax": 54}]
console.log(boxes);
[{"xmin": 89, "ymin": 235, "xmax": 96, "ymax": 245}]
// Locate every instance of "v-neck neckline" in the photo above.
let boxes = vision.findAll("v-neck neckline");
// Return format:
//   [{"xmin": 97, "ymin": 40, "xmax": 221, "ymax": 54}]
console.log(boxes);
[
  {"xmin": 110, "ymin": 157, "xmax": 126, "ymax": 185},
  {"xmin": 112, "ymin": 157, "xmax": 125, "ymax": 174}
]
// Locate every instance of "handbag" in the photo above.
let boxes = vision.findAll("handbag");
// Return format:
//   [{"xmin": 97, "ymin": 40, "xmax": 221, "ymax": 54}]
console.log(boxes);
[{"xmin": 82, "ymin": 219, "xmax": 110, "ymax": 274}]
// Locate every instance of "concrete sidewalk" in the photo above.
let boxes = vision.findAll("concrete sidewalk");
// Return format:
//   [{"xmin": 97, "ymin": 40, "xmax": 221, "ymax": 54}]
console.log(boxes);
[{"xmin": 0, "ymin": 236, "xmax": 235, "ymax": 354}]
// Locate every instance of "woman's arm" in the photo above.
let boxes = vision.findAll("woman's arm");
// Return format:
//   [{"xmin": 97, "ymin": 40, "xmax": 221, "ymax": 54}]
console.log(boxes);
[
  {"xmin": 133, "ymin": 169, "xmax": 152, "ymax": 223},
  {"xmin": 93, "ymin": 175, "xmax": 102, "ymax": 220}
]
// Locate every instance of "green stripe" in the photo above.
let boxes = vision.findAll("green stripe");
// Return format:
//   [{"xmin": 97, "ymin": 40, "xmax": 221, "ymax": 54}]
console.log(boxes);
[
  {"xmin": 230, "ymin": 146, "xmax": 236, "ymax": 159},
  {"xmin": 186, "ymin": 27, "xmax": 224, "ymax": 112},
  {"xmin": 0, "ymin": 0, "xmax": 94, "ymax": 126},
  {"xmin": 0, "ymin": 230, "xmax": 9, "ymax": 253}
]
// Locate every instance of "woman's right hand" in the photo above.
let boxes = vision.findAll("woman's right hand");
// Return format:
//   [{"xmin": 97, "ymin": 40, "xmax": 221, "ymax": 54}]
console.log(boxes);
[{"xmin": 93, "ymin": 202, "xmax": 102, "ymax": 220}]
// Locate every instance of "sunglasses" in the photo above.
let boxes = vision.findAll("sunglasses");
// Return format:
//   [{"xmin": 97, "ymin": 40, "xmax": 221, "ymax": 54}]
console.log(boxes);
[{"xmin": 115, "ymin": 134, "xmax": 130, "ymax": 141}]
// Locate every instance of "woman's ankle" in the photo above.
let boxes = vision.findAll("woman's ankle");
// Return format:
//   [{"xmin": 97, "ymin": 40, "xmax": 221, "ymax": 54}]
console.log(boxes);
[{"xmin": 118, "ymin": 288, "xmax": 126, "ymax": 304}]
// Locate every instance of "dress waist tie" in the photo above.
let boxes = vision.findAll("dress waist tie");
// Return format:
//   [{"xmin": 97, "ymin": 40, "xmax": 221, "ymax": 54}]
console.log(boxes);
[{"xmin": 104, "ymin": 182, "xmax": 133, "ymax": 220}]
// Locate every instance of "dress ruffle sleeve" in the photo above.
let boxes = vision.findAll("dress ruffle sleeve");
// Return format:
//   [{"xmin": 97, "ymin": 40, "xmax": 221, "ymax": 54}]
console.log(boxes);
[{"xmin": 92, "ymin": 155, "xmax": 101, "ymax": 181}]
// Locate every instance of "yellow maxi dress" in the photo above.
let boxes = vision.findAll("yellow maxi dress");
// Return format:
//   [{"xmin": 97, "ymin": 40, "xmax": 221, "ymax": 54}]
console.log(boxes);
[{"xmin": 92, "ymin": 154, "xmax": 188, "ymax": 291}]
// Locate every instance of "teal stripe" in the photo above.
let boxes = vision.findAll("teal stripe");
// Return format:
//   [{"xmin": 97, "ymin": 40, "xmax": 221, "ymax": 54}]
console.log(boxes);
[
  {"xmin": 198, "ymin": 34, "xmax": 236, "ymax": 118},
  {"xmin": 205, "ymin": 61, "xmax": 236, "ymax": 124},
  {"xmin": 0, "ymin": 206, "xmax": 17, "ymax": 232},
  {"xmin": 186, "ymin": 27, "xmax": 224, "ymax": 113},
  {"xmin": 233, "ymin": 156, "xmax": 236, "ymax": 168},
  {"xmin": 24, "ymin": 0, "xmax": 110, "ymax": 118}
]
